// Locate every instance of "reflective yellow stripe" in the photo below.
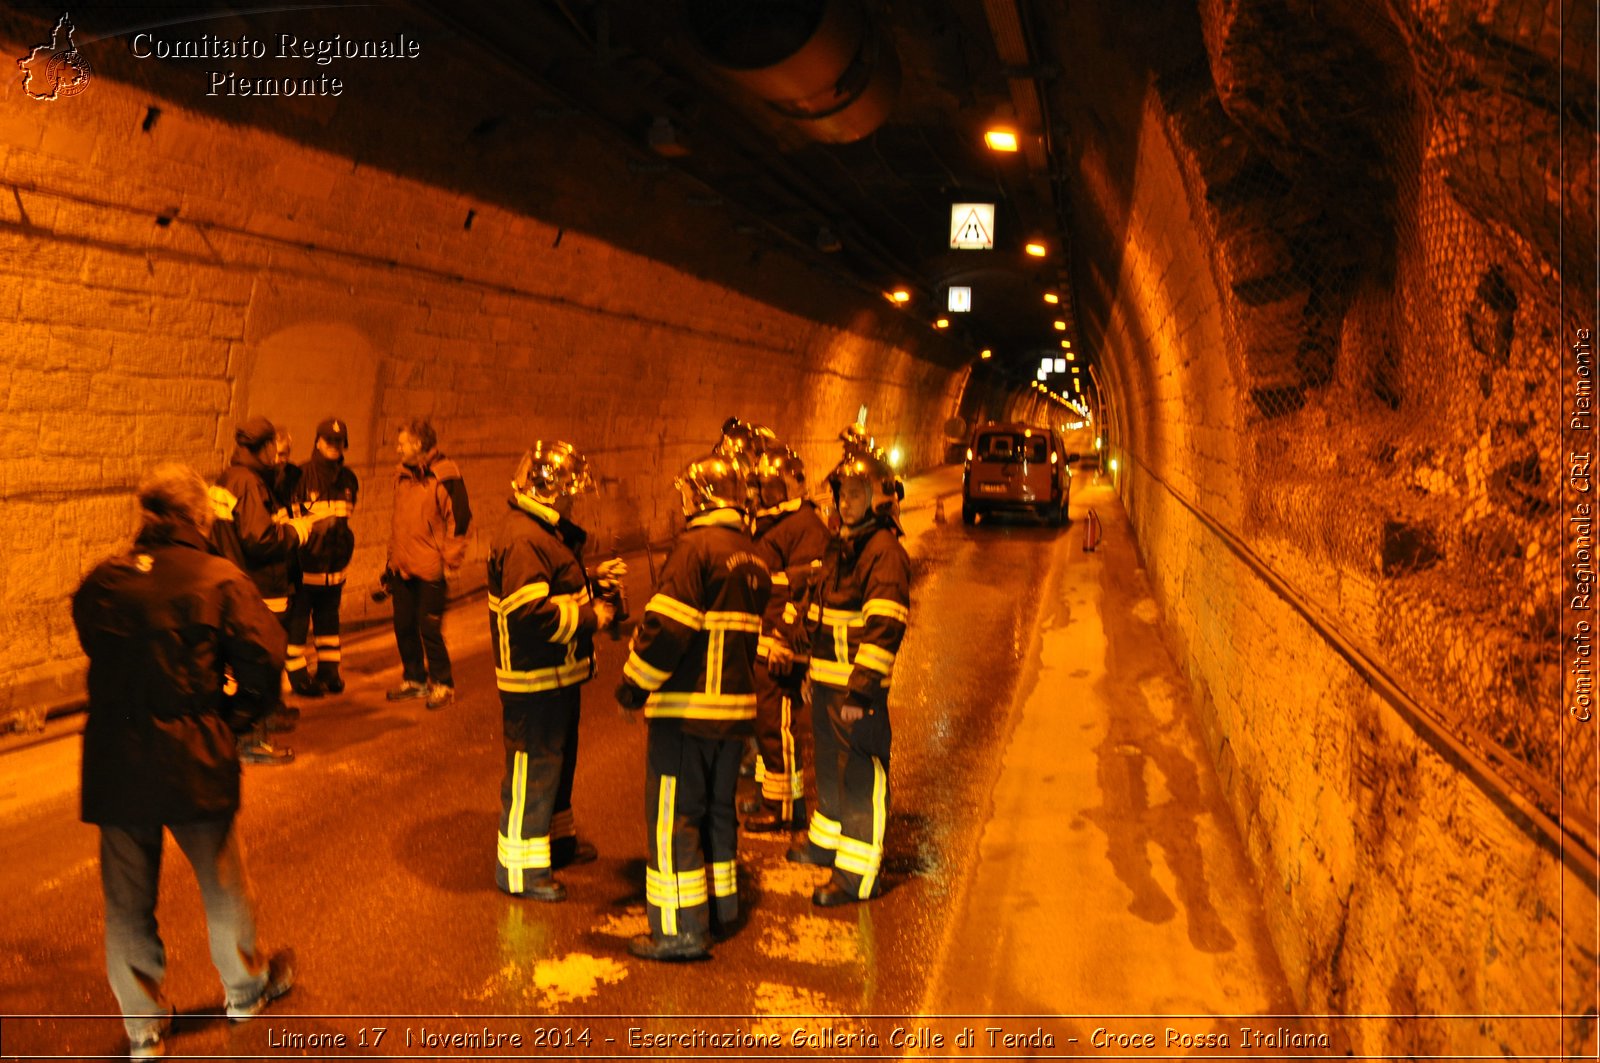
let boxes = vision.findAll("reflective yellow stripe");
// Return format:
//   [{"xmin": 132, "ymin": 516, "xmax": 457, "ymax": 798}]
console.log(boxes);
[
  {"xmin": 495, "ymin": 655, "xmax": 593, "ymax": 693},
  {"xmin": 645, "ymin": 594, "xmax": 705, "ymax": 630},
  {"xmin": 317, "ymin": 648, "xmax": 342, "ymax": 662},
  {"xmin": 491, "ymin": 581, "xmax": 551, "ymax": 615},
  {"xmin": 552, "ymin": 599, "xmax": 579, "ymax": 644},
  {"xmin": 655, "ymin": 775, "xmax": 677, "ymax": 935},
  {"xmin": 497, "ymin": 835, "xmax": 552, "ymax": 865},
  {"xmin": 770, "ymin": 571, "xmax": 789, "ymax": 586},
  {"xmin": 808, "ymin": 658, "xmax": 854, "ymax": 686},
  {"xmin": 551, "ymin": 587, "xmax": 592, "ymax": 606},
  {"xmin": 304, "ymin": 499, "xmax": 353, "ymax": 518},
  {"xmin": 808, "ymin": 812, "xmax": 841, "ymax": 851},
  {"xmin": 676, "ymin": 870, "xmax": 709, "ymax": 905},
  {"xmin": 313, "ymin": 636, "xmax": 340, "ymax": 648},
  {"xmin": 808, "ymin": 606, "xmax": 864, "ymax": 625},
  {"xmin": 779, "ymin": 691, "xmax": 800, "ymax": 811},
  {"xmin": 864, "ymin": 756, "xmax": 887, "ymax": 897},
  {"xmin": 207, "ymin": 485, "xmax": 237, "ymax": 521},
  {"xmin": 503, "ymin": 751, "xmax": 528, "ymax": 893},
  {"xmin": 707, "ymin": 632, "xmax": 723, "ymax": 696},
  {"xmin": 782, "ymin": 602, "xmax": 798, "ymax": 624},
  {"xmin": 263, "ymin": 597, "xmax": 288, "ymax": 613},
  {"xmin": 300, "ymin": 570, "xmax": 347, "ymax": 586},
  {"xmin": 642, "ymin": 693, "xmax": 757, "ymax": 720},
  {"xmin": 645, "ymin": 866, "xmax": 678, "ymax": 908},
  {"xmin": 704, "ymin": 611, "xmax": 761, "ymax": 632},
  {"xmin": 623, "ymin": 652, "xmax": 671, "ymax": 691},
  {"xmin": 862, "ymin": 598, "xmax": 909, "ymax": 623},
  {"xmin": 855, "ymin": 644, "xmax": 896, "ymax": 674},
  {"xmin": 710, "ymin": 861, "xmax": 736, "ymax": 899}
]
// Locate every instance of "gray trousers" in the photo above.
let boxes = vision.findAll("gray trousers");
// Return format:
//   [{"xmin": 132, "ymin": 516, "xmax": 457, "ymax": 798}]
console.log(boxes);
[{"xmin": 99, "ymin": 818, "xmax": 271, "ymax": 1041}]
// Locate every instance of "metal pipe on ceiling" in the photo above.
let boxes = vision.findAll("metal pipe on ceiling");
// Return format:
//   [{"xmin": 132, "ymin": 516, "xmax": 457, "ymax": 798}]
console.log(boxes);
[{"xmin": 687, "ymin": 0, "xmax": 901, "ymax": 143}]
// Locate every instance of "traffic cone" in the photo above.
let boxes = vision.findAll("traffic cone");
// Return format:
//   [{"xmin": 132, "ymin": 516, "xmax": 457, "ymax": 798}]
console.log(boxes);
[{"xmin": 1083, "ymin": 508, "xmax": 1102, "ymax": 552}]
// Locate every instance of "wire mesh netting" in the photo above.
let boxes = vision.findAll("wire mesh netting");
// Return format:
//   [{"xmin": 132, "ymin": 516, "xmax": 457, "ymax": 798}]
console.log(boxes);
[{"xmin": 1094, "ymin": 0, "xmax": 1595, "ymax": 847}]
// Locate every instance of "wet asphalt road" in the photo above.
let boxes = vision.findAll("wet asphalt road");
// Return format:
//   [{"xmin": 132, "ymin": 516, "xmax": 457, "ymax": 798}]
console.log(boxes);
[{"xmin": 0, "ymin": 466, "xmax": 1086, "ymax": 1059}]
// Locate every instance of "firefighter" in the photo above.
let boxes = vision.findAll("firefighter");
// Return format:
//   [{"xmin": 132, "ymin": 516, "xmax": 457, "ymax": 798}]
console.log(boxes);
[
  {"xmin": 715, "ymin": 422, "xmax": 831, "ymax": 835},
  {"xmin": 285, "ymin": 418, "xmax": 360, "ymax": 697},
  {"xmin": 210, "ymin": 417, "xmax": 317, "ymax": 765},
  {"xmin": 786, "ymin": 445, "xmax": 911, "ymax": 907},
  {"xmin": 487, "ymin": 441, "xmax": 624, "ymax": 901},
  {"xmin": 615, "ymin": 453, "xmax": 771, "ymax": 961}
]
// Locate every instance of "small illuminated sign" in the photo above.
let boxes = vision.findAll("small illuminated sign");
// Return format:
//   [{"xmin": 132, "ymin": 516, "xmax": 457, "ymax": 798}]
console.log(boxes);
[
  {"xmin": 949, "ymin": 203, "xmax": 995, "ymax": 250},
  {"xmin": 948, "ymin": 286, "xmax": 972, "ymax": 313},
  {"xmin": 1054, "ymin": 358, "xmax": 1066, "ymax": 372},
  {"xmin": 1039, "ymin": 356, "xmax": 1053, "ymax": 372}
]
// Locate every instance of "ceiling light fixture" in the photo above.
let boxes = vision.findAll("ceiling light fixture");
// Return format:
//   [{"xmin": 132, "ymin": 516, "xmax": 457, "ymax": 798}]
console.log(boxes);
[
  {"xmin": 887, "ymin": 288, "xmax": 911, "ymax": 304},
  {"xmin": 1043, "ymin": 292, "xmax": 1059, "ymax": 304},
  {"xmin": 1025, "ymin": 242, "xmax": 1047, "ymax": 258},
  {"xmin": 980, "ymin": 348, "xmax": 992, "ymax": 360},
  {"xmin": 984, "ymin": 127, "xmax": 1020, "ymax": 152},
  {"xmin": 934, "ymin": 317, "xmax": 950, "ymax": 329},
  {"xmin": 1053, "ymin": 320, "xmax": 1066, "ymax": 331}
]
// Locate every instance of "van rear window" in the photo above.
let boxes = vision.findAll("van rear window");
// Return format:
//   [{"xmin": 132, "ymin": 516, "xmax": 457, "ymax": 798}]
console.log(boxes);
[{"xmin": 976, "ymin": 432, "xmax": 1048, "ymax": 463}]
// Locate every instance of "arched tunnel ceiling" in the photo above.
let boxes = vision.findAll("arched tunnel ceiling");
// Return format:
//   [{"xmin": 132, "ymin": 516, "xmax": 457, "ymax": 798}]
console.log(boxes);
[{"xmin": 3, "ymin": 0, "xmax": 1089, "ymax": 385}]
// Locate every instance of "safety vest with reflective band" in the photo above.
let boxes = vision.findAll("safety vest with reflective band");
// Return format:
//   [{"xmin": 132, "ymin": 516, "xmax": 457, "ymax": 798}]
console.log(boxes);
[
  {"xmin": 208, "ymin": 455, "xmax": 301, "ymax": 609},
  {"xmin": 486, "ymin": 497, "xmax": 598, "ymax": 694},
  {"xmin": 289, "ymin": 455, "xmax": 359, "ymax": 584},
  {"xmin": 622, "ymin": 510, "xmax": 772, "ymax": 726},
  {"xmin": 751, "ymin": 498, "xmax": 831, "ymax": 662},
  {"xmin": 803, "ymin": 520, "xmax": 911, "ymax": 704}
]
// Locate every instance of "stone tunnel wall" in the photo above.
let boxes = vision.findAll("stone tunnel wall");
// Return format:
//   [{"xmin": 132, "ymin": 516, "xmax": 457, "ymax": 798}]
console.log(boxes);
[
  {"xmin": 0, "ymin": 54, "xmax": 964, "ymax": 727},
  {"xmin": 1058, "ymin": 0, "xmax": 1594, "ymax": 1056}
]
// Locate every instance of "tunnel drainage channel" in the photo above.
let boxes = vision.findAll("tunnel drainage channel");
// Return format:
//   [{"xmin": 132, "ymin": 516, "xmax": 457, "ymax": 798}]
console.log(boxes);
[{"xmin": 1116, "ymin": 450, "xmax": 1596, "ymax": 888}]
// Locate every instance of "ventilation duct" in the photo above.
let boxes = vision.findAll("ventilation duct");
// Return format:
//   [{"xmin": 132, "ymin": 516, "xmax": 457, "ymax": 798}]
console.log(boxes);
[{"xmin": 688, "ymin": 0, "xmax": 901, "ymax": 143}]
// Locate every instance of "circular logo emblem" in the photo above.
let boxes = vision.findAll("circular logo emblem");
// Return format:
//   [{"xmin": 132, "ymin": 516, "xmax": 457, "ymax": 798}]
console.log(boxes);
[{"xmin": 46, "ymin": 49, "xmax": 91, "ymax": 97}]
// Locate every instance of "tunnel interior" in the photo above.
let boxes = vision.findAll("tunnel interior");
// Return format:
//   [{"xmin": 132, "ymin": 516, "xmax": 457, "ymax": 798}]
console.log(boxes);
[{"xmin": 0, "ymin": 0, "xmax": 1594, "ymax": 1054}]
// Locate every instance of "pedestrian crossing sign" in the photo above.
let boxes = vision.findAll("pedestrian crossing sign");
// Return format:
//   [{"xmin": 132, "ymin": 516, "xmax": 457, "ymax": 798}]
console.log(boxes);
[{"xmin": 949, "ymin": 203, "xmax": 995, "ymax": 250}]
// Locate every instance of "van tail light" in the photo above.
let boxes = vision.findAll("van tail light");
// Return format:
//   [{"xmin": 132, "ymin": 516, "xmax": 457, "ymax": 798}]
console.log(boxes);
[
  {"xmin": 965, "ymin": 448, "xmax": 973, "ymax": 462},
  {"xmin": 1050, "ymin": 451, "xmax": 1058, "ymax": 464}
]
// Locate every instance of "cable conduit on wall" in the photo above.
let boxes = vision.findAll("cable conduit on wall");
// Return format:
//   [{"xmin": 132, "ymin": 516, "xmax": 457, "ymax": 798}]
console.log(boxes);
[{"xmin": 1114, "ymin": 447, "xmax": 1597, "ymax": 888}]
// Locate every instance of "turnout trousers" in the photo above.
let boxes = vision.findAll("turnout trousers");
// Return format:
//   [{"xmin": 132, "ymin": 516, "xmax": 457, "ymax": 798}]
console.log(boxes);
[
  {"xmin": 497, "ymin": 686, "xmax": 583, "ymax": 893},
  {"xmin": 644, "ymin": 719, "xmax": 742, "ymax": 942},
  {"xmin": 286, "ymin": 582, "xmax": 345, "ymax": 686},
  {"xmin": 100, "ymin": 818, "xmax": 274, "ymax": 1042},
  {"xmin": 803, "ymin": 681, "xmax": 892, "ymax": 899},
  {"xmin": 751, "ymin": 666, "xmax": 809, "ymax": 822}
]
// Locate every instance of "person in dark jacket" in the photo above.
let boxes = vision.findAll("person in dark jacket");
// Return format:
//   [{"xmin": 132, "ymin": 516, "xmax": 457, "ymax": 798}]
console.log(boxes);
[
  {"xmin": 786, "ymin": 446, "xmax": 911, "ymax": 907},
  {"xmin": 286, "ymin": 417, "xmax": 360, "ymax": 697},
  {"xmin": 73, "ymin": 463, "xmax": 295, "ymax": 1059},
  {"xmin": 385, "ymin": 418, "xmax": 471, "ymax": 711},
  {"xmin": 210, "ymin": 417, "xmax": 315, "ymax": 764},
  {"xmin": 715, "ymin": 421, "xmax": 831, "ymax": 835},
  {"xmin": 615, "ymin": 453, "xmax": 771, "ymax": 961},
  {"xmin": 487, "ymin": 441, "xmax": 624, "ymax": 901}
]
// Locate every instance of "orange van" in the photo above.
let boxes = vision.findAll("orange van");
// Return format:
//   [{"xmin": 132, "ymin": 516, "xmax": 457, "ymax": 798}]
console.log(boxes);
[{"xmin": 961, "ymin": 422, "xmax": 1075, "ymax": 526}]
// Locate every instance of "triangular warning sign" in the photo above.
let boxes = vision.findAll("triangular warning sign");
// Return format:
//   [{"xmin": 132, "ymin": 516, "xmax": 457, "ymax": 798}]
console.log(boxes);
[
  {"xmin": 956, "ymin": 210, "xmax": 988, "ymax": 242},
  {"xmin": 949, "ymin": 202, "xmax": 995, "ymax": 249}
]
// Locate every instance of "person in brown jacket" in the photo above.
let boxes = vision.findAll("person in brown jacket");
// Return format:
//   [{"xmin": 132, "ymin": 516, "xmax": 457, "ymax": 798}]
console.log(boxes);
[
  {"xmin": 73, "ymin": 464, "xmax": 295, "ymax": 1059},
  {"xmin": 385, "ymin": 418, "xmax": 472, "ymax": 710}
]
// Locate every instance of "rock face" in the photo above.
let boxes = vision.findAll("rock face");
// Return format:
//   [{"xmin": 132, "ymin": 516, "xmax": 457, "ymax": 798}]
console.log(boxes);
[{"xmin": 1044, "ymin": 0, "xmax": 1594, "ymax": 1056}]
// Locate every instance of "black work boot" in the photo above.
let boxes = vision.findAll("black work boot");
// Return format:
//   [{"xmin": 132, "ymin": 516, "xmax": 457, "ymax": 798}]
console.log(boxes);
[
  {"xmin": 287, "ymin": 670, "xmax": 324, "ymax": 698},
  {"xmin": 316, "ymin": 666, "xmax": 344, "ymax": 695},
  {"xmin": 501, "ymin": 875, "xmax": 566, "ymax": 903},
  {"xmin": 239, "ymin": 732, "xmax": 294, "ymax": 765},
  {"xmin": 628, "ymin": 931, "xmax": 709, "ymax": 962}
]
